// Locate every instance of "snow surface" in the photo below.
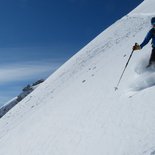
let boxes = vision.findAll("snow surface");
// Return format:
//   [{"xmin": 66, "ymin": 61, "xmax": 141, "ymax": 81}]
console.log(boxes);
[
  {"xmin": 1, "ymin": 0, "xmax": 155, "ymax": 155},
  {"xmin": 129, "ymin": 0, "xmax": 155, "ymax": 16}
]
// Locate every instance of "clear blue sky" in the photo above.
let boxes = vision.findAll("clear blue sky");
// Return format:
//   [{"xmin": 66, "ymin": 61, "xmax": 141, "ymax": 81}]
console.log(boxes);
[{"xmin": 0, "ymin": 0, "xmax": 143, "ymax": 106}]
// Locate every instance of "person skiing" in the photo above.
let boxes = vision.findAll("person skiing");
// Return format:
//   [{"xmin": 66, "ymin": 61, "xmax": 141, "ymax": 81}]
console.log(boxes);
[{"xmin": 133, "ymin": 17, "xmax": 155, "ymax": 67}]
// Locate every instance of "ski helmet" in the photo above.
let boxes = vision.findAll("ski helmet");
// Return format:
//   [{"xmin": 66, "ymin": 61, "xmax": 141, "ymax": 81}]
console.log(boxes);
[{"xmin": 151, "ymin": 17, "xmax": 155, "ymax": 25}]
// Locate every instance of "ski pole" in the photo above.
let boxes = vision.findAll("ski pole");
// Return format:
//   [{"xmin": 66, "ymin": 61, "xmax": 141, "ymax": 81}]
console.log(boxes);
[{"xmin": 115, "ymin": 43, "xmax": 137, "ymax": 91}]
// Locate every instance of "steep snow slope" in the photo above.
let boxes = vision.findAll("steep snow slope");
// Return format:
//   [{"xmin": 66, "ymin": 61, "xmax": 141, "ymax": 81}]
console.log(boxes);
[
  {"xmin": 129, "ymin": 0, "xmax": 155, "ymax": 15},
  {"xmin": 1, "ymin": 0, "xmax": 155, "ymax": 155}
]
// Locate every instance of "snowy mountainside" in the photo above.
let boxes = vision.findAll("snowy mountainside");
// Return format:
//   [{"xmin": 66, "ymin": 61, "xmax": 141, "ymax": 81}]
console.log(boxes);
[
  {"xmin": 0, "ymin": 0, "xmax": 155, "ymax": 155},
  {"xmin": 129, "ymin": 0, "xmax": 155, "ymax": 15}
]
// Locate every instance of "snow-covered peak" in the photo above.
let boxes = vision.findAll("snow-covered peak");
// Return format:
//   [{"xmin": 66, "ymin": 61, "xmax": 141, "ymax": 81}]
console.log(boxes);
[{"xmin": 129, "ymin": 0, "xmax": 155, "ymax": 16}]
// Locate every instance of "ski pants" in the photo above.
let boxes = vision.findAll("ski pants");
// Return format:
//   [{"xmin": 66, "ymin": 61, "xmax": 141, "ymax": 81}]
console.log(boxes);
[{"xmin": 149, "ymin": 47, "xmax": 155, "ymax": 63}]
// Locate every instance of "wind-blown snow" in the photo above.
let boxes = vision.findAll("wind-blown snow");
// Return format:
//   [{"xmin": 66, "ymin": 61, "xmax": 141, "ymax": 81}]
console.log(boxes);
[{"xmin": 0, "ymin": 0, "xmax": 155, "ymax": 155}]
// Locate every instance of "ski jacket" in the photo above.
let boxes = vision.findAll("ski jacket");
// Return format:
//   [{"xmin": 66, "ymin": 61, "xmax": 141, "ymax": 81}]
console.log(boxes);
[{"xmin": 140, "ymin": 28, "xmax": 155, "ymax": 48}]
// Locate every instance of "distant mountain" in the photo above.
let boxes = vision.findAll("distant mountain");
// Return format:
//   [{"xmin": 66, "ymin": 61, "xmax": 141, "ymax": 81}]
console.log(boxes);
[{"xmin": 0, "ymin": 79, "xmax": 44, "ymax": 118}]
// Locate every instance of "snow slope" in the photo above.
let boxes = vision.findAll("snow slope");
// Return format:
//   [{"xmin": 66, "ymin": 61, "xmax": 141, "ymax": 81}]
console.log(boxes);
[{"xmin": 1, "ymin": 0, "xmax": 155, "ymax": 155}]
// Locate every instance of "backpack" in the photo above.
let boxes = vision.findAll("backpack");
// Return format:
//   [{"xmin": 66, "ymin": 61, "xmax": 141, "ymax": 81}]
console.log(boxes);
[
  {"xmin": 151, "ymin": 28, "xmax": 155, "ymax": 48},
  {"xmin": 151, "ymin": 28, "xmax": 155, "ymax": 37}
]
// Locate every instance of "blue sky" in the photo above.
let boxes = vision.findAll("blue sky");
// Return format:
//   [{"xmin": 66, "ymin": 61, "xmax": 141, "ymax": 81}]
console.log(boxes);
[{"xmin": 0, "ymin": 0, "xmax": 143, "ymax": 106}]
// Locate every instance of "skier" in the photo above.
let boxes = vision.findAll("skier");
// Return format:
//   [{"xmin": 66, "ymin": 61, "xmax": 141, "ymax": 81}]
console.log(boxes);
[{"xmin": 133, "ymin": 17, "xmax": 155, "ymax": 67}]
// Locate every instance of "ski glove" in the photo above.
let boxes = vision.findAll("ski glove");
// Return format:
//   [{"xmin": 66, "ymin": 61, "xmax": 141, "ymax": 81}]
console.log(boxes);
[{"xmin": 133, "ymin": 43, "xmax": 141, "ymax": 51}]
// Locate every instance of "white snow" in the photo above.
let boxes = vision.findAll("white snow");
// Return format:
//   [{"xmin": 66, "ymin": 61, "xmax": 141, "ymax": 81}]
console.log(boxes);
[
  {"xmin": 129, "ymin": 0, "xmax": 155, "ymax": 16},
  {"xmin": 0, "ymin": 0, "xmax": 155, "ymax": 155}
]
